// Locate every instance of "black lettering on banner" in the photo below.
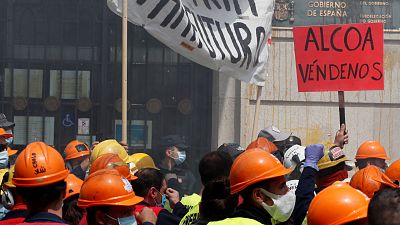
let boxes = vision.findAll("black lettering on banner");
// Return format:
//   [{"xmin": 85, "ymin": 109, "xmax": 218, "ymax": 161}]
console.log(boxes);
[
  {"xmin": 362, "ymin": 27, "xmax": 374, "ymax": 51},
  {"xmin": 319, "ymin": 27, "xmax": 329, "ymax": 51},
  {"xmin": 316, "ymin": 63, "xmax": 326, "ymax": 81},
  {"xmin": 202, "ymin": 16, "xmax": 226, "ymax": 59},
  {"xmin": 137, "ymin": 0, "xmax": 146, "ymax": 5},
  {"xmin": 359, "ymin": 64, "xmax": 369, "ymax": 79},
  {"xmin": 305, "ymin": 28, "xmax": 319, "ymax": 51},
  {"xmin": 232, "ymin": 0, "xmax": 242, "ymax": 15},
  {"xmin": 234, "ymin": 22, "xmax": 252, "ymax": 69},
  {"xmin": 298, "ymin": 64, "xmax": 309, "ymax": 82},
  {"xmin": 253, "ymin": 26, "xmax": 266, "ymax": 67},
  {"xmin": 160, "ymin": 0, "xmax": 180, "ymax": 27},
  {"xmin": 371, "ymin": 62, "xmax": 383, "ymax": 80},
  {"xmin": 170, "ymin": 6, "xmax": 185, "ymax": 29},
  {"xmin": 344, "ymin": 27, "xmax": 361, "ymax": 51},
  {"xmin": 330, "ymin": 27, "xmax": 343, "ymax": 52},
  {"xmin": 181, "ymin": 6, "xmax": 202, "ymax": 48},
  {"xmin": 216, "ymin": 21, "xmax": 241, "ymax": 64},
  {"xmin": 247, "ymin": 0, "xmax": 258, "ymax": 16},
  {"xmin": 347, "ymin": 63, "xmax": 359, "ymax": 79},
  {"xmin": 340, "ymin": 63, "xmax": 347, "ymax": 79},
  {"xmin": 308, "ymin": 60, "xmax": 315, "ymax": 81},
  {"xmin": 329, "ymin": 64, "xmax": 340, "ymax": 80},
  {"xmin": 223, "ymin": 0, "xmax": 231, "ymax": 11},
  {"xmin": 203, "ymin": 0, "xmax": 222, "ymax": 10},
  {"xmin": 195, "ymin": 14, "xmax": 216, "ymax": 58},
  {"xmin": 147, "ymin": 0, "xmax": 169, "ymax": 19}
]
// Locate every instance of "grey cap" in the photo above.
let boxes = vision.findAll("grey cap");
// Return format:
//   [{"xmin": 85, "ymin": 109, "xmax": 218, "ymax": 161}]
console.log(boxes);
[
  {"xmin": 0, "ymin": 113, "xmax": 15, "ymax": 129},
  {"xmin": 258, "ymin": 126, "xmax": 291, "ymax": 142}
]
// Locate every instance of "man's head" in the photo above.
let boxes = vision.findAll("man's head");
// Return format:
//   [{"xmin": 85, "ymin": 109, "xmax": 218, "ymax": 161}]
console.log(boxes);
[
  {"xmin": 131, "ymin": 168, "xmax": 167, "ymax": 207},
  {"xmin": 12, "ymin": 142, "xmax": 69, "ymax": 212},
  {"xmin": 78, "ymin": 169, "xmax": 143, "ymax": 225},
  {"xmin": 0, "ymin": 113, "xmax": 15, "ymax": 130},
  {"xmin": 355, "ymin": 141, "xmax": 389, "ymax": 170},
  {"xmin": 199, "ymin": 151, "xmax": 233, "ymax": 186},
  {"xmin": 316, "ymin": 147, "xmax": 351, "ymax": 191},
  {"xmin": 0, "ymin": 128, "xmax": 13, "ymax": 168},
  {"xmin": 217, "ymin": 143, "xmax": 244, "ymax": 160},
  {"xmin": 308, "ymin": 182, "xmax": 369, "ymax": 225},
  {"xmin": 230, "ymin": 148, "xmax": 294, "ymax": 223},
  {"xmin": 161, "ymin": 135, "xmax": 188, "ymax": 166},
  {"xmin": 369, "ymin": 188, "xmax": 400, "ymax": 225},
  {"xmin": 350, "ymin": 165, "xmax": 397, "ymax": 198}
]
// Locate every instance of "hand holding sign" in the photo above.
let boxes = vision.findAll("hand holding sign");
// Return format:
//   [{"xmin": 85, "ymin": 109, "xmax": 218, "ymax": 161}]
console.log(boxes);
[{"xmin": 334, "ymin": 124, "xmax": 348, "ymax": 149}]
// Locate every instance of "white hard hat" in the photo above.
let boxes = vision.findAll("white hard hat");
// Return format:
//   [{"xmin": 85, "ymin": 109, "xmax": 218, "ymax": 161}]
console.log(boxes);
[{"xmin": 284, "ymin": 145, "xmax": 306, "ymax": 169}]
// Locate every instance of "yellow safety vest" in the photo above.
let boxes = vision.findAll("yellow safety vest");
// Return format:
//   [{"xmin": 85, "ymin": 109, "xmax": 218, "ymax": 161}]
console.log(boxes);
[
  {"xmin": 165, "ymin": 193, "xmax": 201, "ymax": 213},
  {"xmin": 208, "ymin": 217, "xmax": 264, "ymax": 225}
]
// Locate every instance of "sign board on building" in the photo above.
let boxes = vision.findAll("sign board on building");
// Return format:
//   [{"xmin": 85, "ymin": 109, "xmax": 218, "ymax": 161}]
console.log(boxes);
[
  {"xmin": 293, "ymin": 23, "xmax": 384, "ymax": 92},
  {"xmin": 272, "ymin": 0, "xmax": 400, "ymax": 29}
]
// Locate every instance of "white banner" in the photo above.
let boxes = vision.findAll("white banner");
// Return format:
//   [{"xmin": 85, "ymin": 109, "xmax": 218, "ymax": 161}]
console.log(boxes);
[{"xmin": 107, "ymin": 0, "xmax": 274, "ymax": 85}]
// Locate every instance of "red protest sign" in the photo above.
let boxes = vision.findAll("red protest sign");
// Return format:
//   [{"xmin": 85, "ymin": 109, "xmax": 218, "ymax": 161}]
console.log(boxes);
[{"xmin": 293, "ymin": 23, "xmax": 384, "ymax": 92}]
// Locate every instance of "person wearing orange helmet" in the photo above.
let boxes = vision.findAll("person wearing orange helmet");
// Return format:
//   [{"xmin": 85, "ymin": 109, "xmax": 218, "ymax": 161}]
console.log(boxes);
[
  {"xmin": 355, "ymin": 140, "xmax": 389, "ymax": 171},
  {"xmin": 350, "ymin": 165, "xmax": 397, "ymax": 198},
  {"xmin": 11, "ymin": 142, "xmax": 70, "ymax": 225},
  {"xmin": 307, "ymin": 182, "xmax": 369, "ymax": 225},
  {"xmin": 368, "ymin": 187, "xmax": 400, "ymax": 225},
  {"xmin": 246, "ymin": 137, "xmax": 283, "ymax": 162},
  {"xmin": 213, "ymin": 148, "xmax": 295, "ymax": 225},
  {"xmin": 77, "ymin": 169, "xmax": 156, "ymax": 225},
  {"xmin": 89, "ymin": 153, "xmax": 136, "ymax": 181},
  {"xmin": 64, "ymin": 140, "xmax": 90, "ymax": 180},
  {"xmin": 62, "ymin": 173, "xmax": 84, "ymax": 225},
  {"xmin": 0, "ymin": 165, "xmax": 28, "ymax": 224},
  {"xmin": 385, "ymin": 159, "xmax": 400, "ymax": 184}
]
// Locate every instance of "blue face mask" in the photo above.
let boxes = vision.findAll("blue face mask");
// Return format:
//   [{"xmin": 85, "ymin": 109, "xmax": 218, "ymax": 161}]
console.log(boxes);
[
  {"xmin": 173, "ymin": 151, "xmax": 186, "ymax": 165},
  {"xmin": 155, "ymin": 189, "xmax": 167, "ymax": 207},
  {"xmin": 5, "ymin": 130, "xmax": 13, "ymax": 145},
  {"xmin": 106, "ymin": 214, "xmax": 137, "ymax": 225},
  {"xmin": 0, "ymin": 150, "xmax": 9, "ymax": 168}
]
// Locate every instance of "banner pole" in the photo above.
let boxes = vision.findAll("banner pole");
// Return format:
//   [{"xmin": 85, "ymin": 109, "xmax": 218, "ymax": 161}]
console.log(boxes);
[
  {"xmin": 338, "ymin": 91, "xmax": 345, "ymax": 126},
  {"xmin": 252, "ymin": 85, "xmax": 263, "ymax": 140},
  {"xmin": 122, "ymin": 0, "xmax": 128, "ymax": 143}
]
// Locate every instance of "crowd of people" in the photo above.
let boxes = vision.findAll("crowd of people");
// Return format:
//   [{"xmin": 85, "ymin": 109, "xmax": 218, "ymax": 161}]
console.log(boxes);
[{"xmin": 0, "ymin": 113, "xmax": 399, "ymax": 225}]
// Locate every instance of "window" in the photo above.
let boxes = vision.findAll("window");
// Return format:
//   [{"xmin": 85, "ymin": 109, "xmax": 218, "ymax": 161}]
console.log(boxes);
[
  {"xmin": 49, "ymin": 70, "xmax": 90, "ymax": 99},
  {"xmin": 3, "ymin": 68, "xmax": 43, "ymax": 98},
  {"xmin": 13, "ymin": 116, "xmax": 55, "ymax": 145}
]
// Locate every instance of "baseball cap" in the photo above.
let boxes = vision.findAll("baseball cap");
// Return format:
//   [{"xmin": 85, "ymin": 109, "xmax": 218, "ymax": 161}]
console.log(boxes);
[
  {"xmin": 0, "ymin": 114, "xmax": 15, "ymax": 129},
  {"xmin": 258, "ymin": 126, "xmax": 291, "ymax": 142},
  {"xmin": 161, "ymin": 135, "xmax": 188, "ymax": 150},
  {"xmin": 217, "ymin": 143, "xmax": 244, "ymax": 159}
]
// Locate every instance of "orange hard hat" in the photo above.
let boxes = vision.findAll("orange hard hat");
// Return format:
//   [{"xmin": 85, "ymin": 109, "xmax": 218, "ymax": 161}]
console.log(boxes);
[
  {"xmin": 64, "ymin": 140, "xmax": 90, "ymax": 161},
  {"xmin": 77, "ymin": 169, "xmax": 143, "ymax": 208},
  {"xmin": 308, "ymin": 182, "xmax": 369, "ymax": 225},
  {"xmin": 350, "ymin": 165, "xmax": 398, "ymax": 198},
  {"xmin": 12, "ymin": 142, "xmax": 69, "ymax": 187},
  {"xmin": 7, "ymin": 147, "xmax": 18, "ymax": 156},
  {"xmin": 385, "ymin": 159, "xmax": 400, "ymax": 183},
  {"xmin": 64, "ymin": 173, "xmax": 83, "ymax": 200},
  {"xmin": 355, "ymin": 141, "xmax": 389, "ymax": 160},
  {"xmin": 89, "ymin": 153, "xmax": 136, "ymax": 181},
  {"xmin": 246, "ymin": 137, "xmax": 278, "ymax": 153},
  {"xmin": 0, "ymin": 128, "xmax": 12, "ymax": 139},
  {"xmin": 230, "ymin": 148, "xmax": 292, "ymax": 194}
]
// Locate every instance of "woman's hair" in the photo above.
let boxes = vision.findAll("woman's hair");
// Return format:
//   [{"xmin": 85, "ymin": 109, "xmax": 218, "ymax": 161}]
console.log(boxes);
[
  {"xmin": 199, "ymin": 178, "xmax": 238, "ymax": 221},
  {"xmin": 63, "ymin": 195, "xmax": 85, "ymax": 225}
]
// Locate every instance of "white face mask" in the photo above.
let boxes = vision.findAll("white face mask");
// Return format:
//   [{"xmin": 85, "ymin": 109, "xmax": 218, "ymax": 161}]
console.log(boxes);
[
  {"xmin": 5, "ymin": 130, "xmax": 13, "ymax": 144},
  {"xmin": 259, "ymin": 188, "xmax": 296, "ymax": 223},
  {"xmin": 0, "ymin": 151, "xmax": 9, "ymax": 168}
]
